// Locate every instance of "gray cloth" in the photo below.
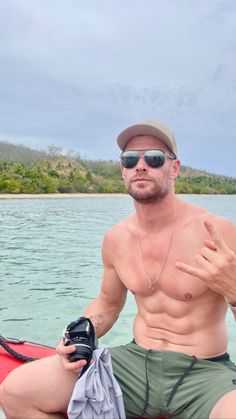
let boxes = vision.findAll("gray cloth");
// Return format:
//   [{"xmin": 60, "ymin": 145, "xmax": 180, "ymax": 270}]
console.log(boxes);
[{"xmin": 67, "ymin": 347, "xmax": 126, "ymax": 419}]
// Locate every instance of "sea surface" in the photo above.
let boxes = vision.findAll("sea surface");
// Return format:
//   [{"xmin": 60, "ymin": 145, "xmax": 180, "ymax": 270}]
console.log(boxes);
[{"xmin": 1, "ymin": 194, "xmax": 236, "ymax": 359}]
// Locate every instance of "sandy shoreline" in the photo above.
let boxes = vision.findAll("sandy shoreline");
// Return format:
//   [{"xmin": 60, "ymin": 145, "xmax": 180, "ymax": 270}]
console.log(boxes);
[{"xmin": 0, "ymin": 193, "xmax": 125, "ymax": 199}]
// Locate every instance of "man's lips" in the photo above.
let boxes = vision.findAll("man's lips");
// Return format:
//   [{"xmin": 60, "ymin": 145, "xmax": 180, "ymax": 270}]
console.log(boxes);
[{"xmin": 131, "ymin": 177, "xmax": 151, "ymax": 182}]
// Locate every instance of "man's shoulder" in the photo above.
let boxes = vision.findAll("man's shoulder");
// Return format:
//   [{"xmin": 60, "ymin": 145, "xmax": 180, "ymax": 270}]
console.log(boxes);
[
  {"xmin": 181, "ymin": 201, "xmax": 235, "ymax": 230},
  {"xmin": 102, "ymin": 215, "xmax": 134, "ymax": 261},
  {"xmin": 107, "ymin": 214, "xmax": 134, "ymax": 235},
  {"xmin": 198, "ymin": 209, "xmax": 235, "ymax": 231},
  {"xmin": 105, "ymin": 214, "xmax": 134, "ymax": 239},
  {"xmin": 184, "ymin": 201, "xmax": 236, "ymax": 241}
]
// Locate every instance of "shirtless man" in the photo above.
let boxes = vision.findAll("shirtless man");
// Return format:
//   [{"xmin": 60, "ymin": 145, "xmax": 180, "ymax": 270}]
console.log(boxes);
[{"xmin": 1, "ymin": 120, "xmax": 236, "ymax": 418}]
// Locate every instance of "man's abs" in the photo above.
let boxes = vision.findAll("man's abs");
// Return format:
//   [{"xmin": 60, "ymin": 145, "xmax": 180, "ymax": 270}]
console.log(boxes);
[{"xmin": 132, "ymin": 306, "xmax": 228, "ymax": 359}]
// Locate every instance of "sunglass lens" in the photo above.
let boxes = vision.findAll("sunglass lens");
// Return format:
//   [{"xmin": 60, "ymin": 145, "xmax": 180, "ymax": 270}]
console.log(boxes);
[
  {"xmin": 121, "ymin": 152, "xmax": 139, "ymax": 168},
  {"xmin": 145, "ymin": 151, "xmax": 165, "ymax": 168}
]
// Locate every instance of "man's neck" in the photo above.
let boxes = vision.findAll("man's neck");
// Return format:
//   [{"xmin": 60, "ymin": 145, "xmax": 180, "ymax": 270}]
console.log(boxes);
[{"xmin": 134, "ymin": 195, "xmax": 180, "ymax": 232}]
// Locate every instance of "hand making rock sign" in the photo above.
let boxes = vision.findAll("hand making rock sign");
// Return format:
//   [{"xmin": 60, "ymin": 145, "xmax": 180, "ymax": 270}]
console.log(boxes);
[{"xmin": 176, "ymin": 220, "xmax": 236, "ymax": 305}]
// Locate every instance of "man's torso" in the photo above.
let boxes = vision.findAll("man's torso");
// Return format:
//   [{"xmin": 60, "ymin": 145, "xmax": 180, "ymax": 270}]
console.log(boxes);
[{"xmin": 108, "ymin": 201, "xmax": 229, "ymax": 358}]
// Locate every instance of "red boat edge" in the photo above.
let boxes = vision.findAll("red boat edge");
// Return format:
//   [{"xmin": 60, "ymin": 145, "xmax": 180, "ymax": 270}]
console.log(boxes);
[{"xmin": 0, "ymin": 337, "xmax": 56, "ymax": 384}]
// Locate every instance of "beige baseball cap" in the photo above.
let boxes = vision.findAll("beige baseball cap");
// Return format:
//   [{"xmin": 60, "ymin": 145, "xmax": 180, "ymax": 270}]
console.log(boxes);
[{"xmin": 117, "ymin": 120, "xmax": 177, "ymax": 156}]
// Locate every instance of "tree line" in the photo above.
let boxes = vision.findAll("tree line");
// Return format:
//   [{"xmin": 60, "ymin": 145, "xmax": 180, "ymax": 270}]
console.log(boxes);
[{"xmin": 0, "ymin": 157, "xmax": 236, "ymax": 194}]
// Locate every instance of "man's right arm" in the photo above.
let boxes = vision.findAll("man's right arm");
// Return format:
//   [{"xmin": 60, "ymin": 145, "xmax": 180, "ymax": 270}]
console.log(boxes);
[
  {"xmin": 57, "ymin": 230, "xmax": 127, "ymax": 373},
  {"xmin": 84, "ymin": 230, "xmax": 127, "ymax": 337}
]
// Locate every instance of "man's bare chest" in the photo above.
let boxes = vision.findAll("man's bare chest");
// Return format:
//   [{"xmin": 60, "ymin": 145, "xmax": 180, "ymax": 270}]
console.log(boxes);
[{"xmin": 114, "ymin": 228, "xmax": 209, "ymax": 301}]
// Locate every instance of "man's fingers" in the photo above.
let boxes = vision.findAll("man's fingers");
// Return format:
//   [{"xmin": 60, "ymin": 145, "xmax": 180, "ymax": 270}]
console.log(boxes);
[
  {"xmin": 56, "ymin": 340, "xmax": 76, "ymax": 356},
  {"xmin": 204, "ymin": 239, "xmax": 217, "ymax": 251},
  {"xmin": 176, "ymin": 221, "xmax": 236, "ymax": 293},
  {"xmin": 200, "ymin": 246, "xmax": 218, "ymax": 263},
  {"xmin": 176, "ymin": 261, "xmax": 207, "ymax": 280},
  {"xmin": 56, "ymin": 338, "xmax": 89, "ymax": 375},
  {"xmin": 64, "ymin": 359, "xmax": 87, "ymax": 373},
  {"xmin": 204, "ymin": 221, "xmax": 229, "ymax": 252}
]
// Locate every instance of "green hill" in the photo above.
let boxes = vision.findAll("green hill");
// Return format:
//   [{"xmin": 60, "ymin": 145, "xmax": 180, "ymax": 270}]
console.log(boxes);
[{"xmin": 0, "ymin": 140, "xmax": 236, "ymax": 194}]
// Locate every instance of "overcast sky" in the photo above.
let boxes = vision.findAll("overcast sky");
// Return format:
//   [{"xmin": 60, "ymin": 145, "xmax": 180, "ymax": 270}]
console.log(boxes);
[{"xmin": 0, "ymin": 0, "xmax": 235, "ymax": 176}]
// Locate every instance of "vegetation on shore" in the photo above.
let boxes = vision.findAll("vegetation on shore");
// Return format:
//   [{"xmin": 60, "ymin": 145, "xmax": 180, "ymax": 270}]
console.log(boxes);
[{"xmin": 0, "ymin": 141, "xmax": 236, "ymax": 194}]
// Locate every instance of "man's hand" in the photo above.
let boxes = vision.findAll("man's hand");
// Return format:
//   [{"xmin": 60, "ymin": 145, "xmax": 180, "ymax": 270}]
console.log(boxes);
[
  {"xmin": 56, "ymin": 339, "xmax": 88, "ymax": 375},
  {"xmin": 176, "ymin": 220, "xmax": 236, "ymax": 300}
]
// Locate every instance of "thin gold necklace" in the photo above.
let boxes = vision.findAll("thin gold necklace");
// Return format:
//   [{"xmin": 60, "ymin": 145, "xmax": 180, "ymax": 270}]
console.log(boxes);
[{"xmin": 136, "ymin": 202, "xmax": 180, "ymax": 291}]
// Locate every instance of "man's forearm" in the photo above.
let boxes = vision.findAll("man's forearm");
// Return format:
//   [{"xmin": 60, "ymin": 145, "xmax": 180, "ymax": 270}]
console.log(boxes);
[{"xmin": 84, "ymin": 296, "xmax": 125, "ymax": 337}]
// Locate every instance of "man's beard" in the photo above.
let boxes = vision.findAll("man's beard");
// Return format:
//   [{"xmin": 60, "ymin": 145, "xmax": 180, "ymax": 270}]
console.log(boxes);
[{"xmin": 126, "ymin": 175, "xmax": 171, "ymax": 204}]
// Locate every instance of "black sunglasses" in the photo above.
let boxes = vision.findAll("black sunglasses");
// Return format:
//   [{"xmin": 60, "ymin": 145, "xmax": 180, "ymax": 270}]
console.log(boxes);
[{"xmin": 120, "ymin": 149, "xmax": 176, "ymax": 169}]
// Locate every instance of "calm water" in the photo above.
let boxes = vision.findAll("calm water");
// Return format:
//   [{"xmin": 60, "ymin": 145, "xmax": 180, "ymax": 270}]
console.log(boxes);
[{"xmin": 1, "ymin": 195, "xmax": 236, "ymax": 359}]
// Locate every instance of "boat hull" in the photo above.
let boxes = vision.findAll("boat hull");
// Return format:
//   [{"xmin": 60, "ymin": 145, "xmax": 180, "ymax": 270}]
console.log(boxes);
[{"xmin": 0, "ymin": 338, "xmax": 55, "ymax": 384}]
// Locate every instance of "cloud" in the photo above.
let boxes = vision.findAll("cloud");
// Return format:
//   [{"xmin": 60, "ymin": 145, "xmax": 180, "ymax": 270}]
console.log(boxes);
[{"xmin": 0, "ymin": 0, "xmax": 235, "ymax": 175}]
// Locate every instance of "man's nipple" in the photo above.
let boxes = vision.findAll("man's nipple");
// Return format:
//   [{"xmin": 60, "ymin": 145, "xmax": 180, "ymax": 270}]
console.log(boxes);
[{"xmin": 184, "ymin": 292, "xmax": 192, "ymax": 300}]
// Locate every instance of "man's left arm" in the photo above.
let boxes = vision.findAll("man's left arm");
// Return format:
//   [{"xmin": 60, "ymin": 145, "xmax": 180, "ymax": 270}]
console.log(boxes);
[{"xmin": 176, "ymin": 219, "xmax": 236, "ymax": 318}]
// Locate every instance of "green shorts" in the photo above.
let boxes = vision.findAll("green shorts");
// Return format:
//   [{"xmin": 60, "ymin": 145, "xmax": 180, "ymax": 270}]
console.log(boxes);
[{"xmin": 110, "ymin": 341, "xmax": 236, "ymax": 418}]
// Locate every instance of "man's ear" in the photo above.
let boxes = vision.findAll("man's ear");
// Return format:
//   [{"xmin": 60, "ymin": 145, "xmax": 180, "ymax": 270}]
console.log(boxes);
[
  {"xmin": 120, "ymin": 163, "xmax": 124, "ymax": 179},
  {"xmin": 170, "ymin": 159, "xmax": 181, "ymax": 180}
]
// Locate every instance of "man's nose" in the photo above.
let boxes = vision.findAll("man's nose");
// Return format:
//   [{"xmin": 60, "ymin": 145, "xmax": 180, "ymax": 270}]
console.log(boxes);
[
  {"xmin": 136, "ymin": 166, "xmax": 147, "ymax": 172},
  {"xmin": 135, "ymin": 155, "xmax": 147, "ymax": 171}
]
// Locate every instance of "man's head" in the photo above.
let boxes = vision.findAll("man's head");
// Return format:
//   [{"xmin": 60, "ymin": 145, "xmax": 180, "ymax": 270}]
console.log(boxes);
[{"xmin": 117, "ymin": 120, "xmax": 180, "ymax": 204}]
